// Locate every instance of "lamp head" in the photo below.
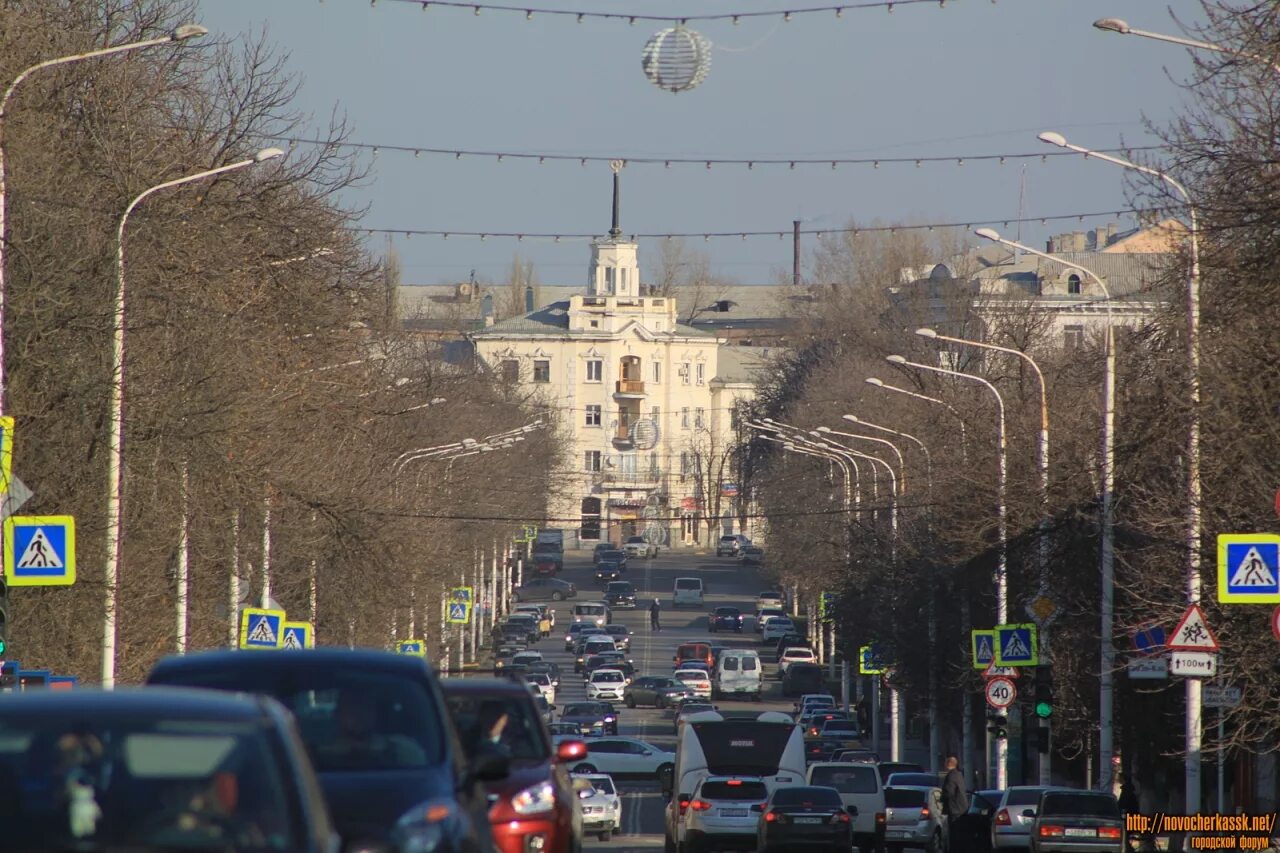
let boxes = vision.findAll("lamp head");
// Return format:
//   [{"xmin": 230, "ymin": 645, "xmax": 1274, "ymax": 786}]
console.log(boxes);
[
  {"xmin": 842, "ymin": 414, "xmax": 860, "ymax": 425},
  {"xmin": 171, "ymin": 24, "xmax": 208, "ymax": 40},
  {"xmin": 915, "ymin": 328, "xmax": 939, "ymax": 339},
  {"xmin": 974, "ymin": 227, "xmax": 1001, "ymax": 242},
  {"xmin": 886, "ymin": 355, "xmax": 907, "ymax": 365},
  {"xmin": 865, "ymin": 378, "xmax": 885, "ymax": 388},
  {"xmin": 814, "ymin": 426, "xmax": 831, "ymax": 433},
  {"xmin": 1093, "ymin": 17, "xmax": 1130, "ymax": 34},
  {"xmin": 461, "ymin": 438, "xmax": 479, "ymax": 447},
  {"xmin": 254, "ymin": 147, "xmax": 286, "ymax": 163},
  {"xmin": 430, "ymin": 397, "xmax": 447, "ymax": 405},
  {"xmin": 1037, "ymin": 131, "xmax": 1068, "ymax": 148}
]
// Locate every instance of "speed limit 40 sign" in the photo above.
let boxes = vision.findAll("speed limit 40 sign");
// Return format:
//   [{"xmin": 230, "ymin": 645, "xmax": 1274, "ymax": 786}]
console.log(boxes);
[{"xmin": 985, "ymin": 676, "xmax": 1017, "ymax": 709}]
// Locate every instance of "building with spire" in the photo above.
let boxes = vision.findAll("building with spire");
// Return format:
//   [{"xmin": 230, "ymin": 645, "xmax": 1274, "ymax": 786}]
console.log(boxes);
[{"xmin": 468, "ymin": 167, "xmax": 765, "ymax": 548}]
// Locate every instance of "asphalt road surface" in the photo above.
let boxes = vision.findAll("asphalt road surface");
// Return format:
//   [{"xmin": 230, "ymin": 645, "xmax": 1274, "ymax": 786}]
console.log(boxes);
[{"xmin": 532, "ymin": 550, "xmax": 794, "ymax": 852}]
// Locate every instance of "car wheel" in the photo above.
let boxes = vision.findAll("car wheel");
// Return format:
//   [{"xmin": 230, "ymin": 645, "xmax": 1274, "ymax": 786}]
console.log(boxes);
[
  {"xmin": 665, "ymin": 835, "xmax": 677, "ymax": 853},
  {"xmin": 656, "ymin": 763, "xmax": 674, "ymax": 782},
  {"xmin": 626, "ymin": 695, "xmax": 636, "ymax": 708},
  {"xmin": 656, "ymin": 696, "xmax": 667, "ymax": 710},
  {"xmin": 552, "ymin": 591, "xmax": 564, "ymax": 601},
  {"xmin": 575, "ymin": 763, "xmax": 597, "ymax": 773},
  {"xmin": 926, "ymin": 831, "xmax": 942, "ymax": 853}
]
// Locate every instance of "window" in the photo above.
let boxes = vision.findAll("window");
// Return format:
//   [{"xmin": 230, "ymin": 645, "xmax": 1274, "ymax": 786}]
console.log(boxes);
[
  {"xmin": 585, "ymin": 405, "xmax": 602, "ymax": 427},
  {"xmin": 680, "ymin": 363, "xmax": 691, "ymax": 385},
  {"xmin": 681, "ymin": 408, "xmax": 690, "ymax": 429},
  {"xmin": 585, "ymin": 451, "xmax": 602, "ymax": 472},
  {"xmin": 1067, "ymin": 273, "xmax": 1083, "ymax": 295},
  {"xmin": 650, "ymin": 406, "xmax": 661, "ymax": 421},
  {"xmin": 589, "ymin": 319, "xmax": 599, "ymax": 328},
  {"xmin": 1063, "ymin": 324, "xmax": 1084, "ymax": 350},
  {"xmin": 696, "ymin": 363, "xmax": 705, "ymax": 385},
  {"xmin": 533, "ymin": 360, "xmax": 551, "ymax": 383},
  {"xmin": 681, "ymin": 452, "xmax": 692, "ymax": 475},
  {"xmin": 585, "ymin": 359, "xmax": 603, "ymax": 382},
  {"xmin": 652, "ymin": 362, "xmax": 662, "ymax": 384},
  {"xmin": 501, "ymin": 360, "xmax": 519, "ymax": 382},
  {"xmin": 694, "ymin": 408, "xmax": 705, "ymax": 429}
]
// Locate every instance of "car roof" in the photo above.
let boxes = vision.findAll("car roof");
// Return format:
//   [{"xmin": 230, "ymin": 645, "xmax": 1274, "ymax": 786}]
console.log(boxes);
[
  {"xmin": 0, "ymin": 686, "xmax": 274, "ymax": 721},
  {"xmin": 886, "ymin": 785, "xmax": 941, "ymax": 792},
  {"xmin": 149, "ymin": 648, "xmax": 434, "ymax": 680}
]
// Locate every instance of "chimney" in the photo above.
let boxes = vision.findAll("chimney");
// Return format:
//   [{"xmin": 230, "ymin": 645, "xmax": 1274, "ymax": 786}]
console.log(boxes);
[
  {"xmin": 1046, "ymin": 238, "xmax": 1055, "ymax": 253},
  {"xmin": 609, "ymin": 162, "xmax": 622, "ymax": 240},
  {"xmin": 481, "ymin": 293, "xmax": 494, "ymax": 326},
  {"xmin": 525, "ymin": 285, "xmax": 535, "ymax": 313}
]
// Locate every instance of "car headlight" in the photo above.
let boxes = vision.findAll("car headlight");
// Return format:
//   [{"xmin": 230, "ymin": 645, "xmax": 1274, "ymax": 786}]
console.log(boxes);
[
  {"xmin": 512, "ymin": 781, "xmax": 557, "ymax": 816},
  {"xmin": 604, "ymin": 715, "xmax": 616, "ymax": 723},
  {"xmin": 392, "ymin": 801, "xmax": 454, "ymax": 853}
]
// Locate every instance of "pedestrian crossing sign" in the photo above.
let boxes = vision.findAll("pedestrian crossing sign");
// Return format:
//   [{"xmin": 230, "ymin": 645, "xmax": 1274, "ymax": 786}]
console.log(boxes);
[
  {"xmin": 971, "ymin": 630, "xmax": 995, "ymax": 669},
  {"xmin": 858, "ymin": 643, "xmax": 886, "ymax": 675},
  {"xmin": 450, "ymin": 587, "xmax": 473, "ymax": 603},
  {"xmin": 447, "ymin": 602, "xmax": 471, "ymax": 624},
  {"xmin": 4, "ymin": 515, "xmax": 76, "ymax": 587},
  {"xmin": 993, "ymin": 623, "xmax": 1038, "ymax": 666},
  {"xmin": 398, "ymin": 640, "xmax": 426, "ymax": 656},
  {"xmin": 239, "ymin": 608, "xmax": 285, "ymax": 650},
  {"xmin": 281, "ymin": 621, "xmax": 313, "ymax": 650},
  {"xmin": 1217, "ymin": 534, "xmax": 1280, "ymax": 603}
]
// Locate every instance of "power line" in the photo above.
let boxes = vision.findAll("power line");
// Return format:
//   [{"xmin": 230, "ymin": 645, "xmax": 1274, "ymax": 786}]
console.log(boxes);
[
  {"xmin": 273, "ymin": 134, "xmax": 1165, "ymax": 171},
  {"xmin": 365, "ymin": 0, "xmax": 960, "ymax": 25}
]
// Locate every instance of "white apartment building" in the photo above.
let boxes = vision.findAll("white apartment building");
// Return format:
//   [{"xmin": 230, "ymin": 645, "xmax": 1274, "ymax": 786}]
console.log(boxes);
[{"xmin": 469, "ymin": 231, "xmax": 763, "ymax": 549}]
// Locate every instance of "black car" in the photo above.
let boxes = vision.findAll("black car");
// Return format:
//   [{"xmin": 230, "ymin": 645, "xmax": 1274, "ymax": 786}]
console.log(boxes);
[
  {"xmin": 598, "ymin": 549, "xmax": 628, "ymax": 569},
  {"xmin": 602, "ymin": 623, "xmax": 632, "ymax": 651},
  {"xmin": 783, "ymin": 662, "xmax": 826, "ymax": 697},
  {"xmin": 592, "ymin": 542, "xmax": 614, "ymax": 564},
  {"xmin": 595, "ymin": 559, "xmax": 625, "ymax": 582},
  {"xmin": 560, "ymin": 701, "xmax": 617, "ymax": 737},
  {"xmin": 605, "ymin": 581, "xmax": 637, "ymax": 609},
  {"xmin": 709, "ymin": 606, "xmax": 744, "ymax": 633},
  {"xmin": 757, "ymin": 785, "xmax": 853, "ymax": 853},
  {"xmin": 514, "ymin": 576, "xmax": 577, "ymax": 602},
  {"xmin": 146, "ymin": 649, "xmax": 506, "ymax": 853},
  {"xmin": 525, "ymin": 660, "xmax": 562, "ymax": 687},
  {"xmin": 951, "ymin": 789, "xmax": 1003, "ymax": 853},
  {"xmin": 0, "ymin": 687, "xmax": 338, "ymax": 851}
]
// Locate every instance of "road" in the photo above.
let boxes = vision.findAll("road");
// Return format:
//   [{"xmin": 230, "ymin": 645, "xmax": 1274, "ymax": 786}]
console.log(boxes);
[{"xmin": 532, "ymin": 549, "xmax": 791, "ymax": 852}]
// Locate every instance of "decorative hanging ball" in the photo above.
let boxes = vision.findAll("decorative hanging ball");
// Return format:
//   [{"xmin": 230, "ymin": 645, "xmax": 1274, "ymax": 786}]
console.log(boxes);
[{"xmin": 641, "ymin": 26, "xmax": 712, "ymax": 93}]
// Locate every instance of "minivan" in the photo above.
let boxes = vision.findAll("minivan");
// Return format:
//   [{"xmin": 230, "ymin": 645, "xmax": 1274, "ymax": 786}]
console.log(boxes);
[
  {"xmin": 675, "ymin": 642, "xmax": 714, "ymax": 668},
  {"xmin": 713, "ymin": 650, "xmax": 762, "ymax": 700},
  {"xmin": 572, "ymin": 602, "xmax": 611, "ymax": 627},
  {"xmin": 672, "ymin": 577, "xmax": 705, "ymax": 608}
]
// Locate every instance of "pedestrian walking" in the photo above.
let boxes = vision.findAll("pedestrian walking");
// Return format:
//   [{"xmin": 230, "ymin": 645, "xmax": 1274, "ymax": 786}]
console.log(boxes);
[
  {"xmin": 649, "ymin": 599, "xmax": 661, "ymax": 632},
  {"xmin": 942, "ymin": 754, "xmax": 968, "ymax": 839}
]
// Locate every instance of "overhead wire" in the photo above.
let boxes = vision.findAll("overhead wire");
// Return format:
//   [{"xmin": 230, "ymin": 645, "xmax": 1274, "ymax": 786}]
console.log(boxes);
[{"xmin": 364, "ymin": 0, "xmax": 962, "ymax": 24}]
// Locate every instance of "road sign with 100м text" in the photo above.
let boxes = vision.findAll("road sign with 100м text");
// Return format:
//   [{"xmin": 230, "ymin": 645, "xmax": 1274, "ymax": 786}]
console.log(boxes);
[{"xmin": 1169, "ymin": 651, "xmax": 1218, "ymax": 678}]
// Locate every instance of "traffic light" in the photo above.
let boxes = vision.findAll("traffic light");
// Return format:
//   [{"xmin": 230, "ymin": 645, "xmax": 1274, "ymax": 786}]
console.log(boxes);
[
  {"xmin": 1034, "ymin": 665, "xmax": 1053, "ymax": 719},
  {"xmin": 1035, "ymin": 724, "xmax": 1051, "ymax": 754},
  {"xmin": 0, "ymin": 578, "xmax": 9, "ymax": 656},
  {"xmin": 986, "ymin": 713, "xmax": 1008, "ymax": 739}
]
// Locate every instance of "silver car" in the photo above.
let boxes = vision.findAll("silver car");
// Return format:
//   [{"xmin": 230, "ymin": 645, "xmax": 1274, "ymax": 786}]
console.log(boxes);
[
  {"xmin": 883, "ymin": 785, "xmax": 948, "ymax": 853},
  {"xmin": 993, "ymin": 786, "xmax": 1051, "ymax": 851},
  {"xmin": 681, "ymin": 775, "xmax": 771, "ymax": 853}
]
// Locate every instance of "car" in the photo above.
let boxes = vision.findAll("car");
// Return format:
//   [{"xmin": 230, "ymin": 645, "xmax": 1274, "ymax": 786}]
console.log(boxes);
[
  {"xmin": 588, "ymin": 654, "xmax": 635, "ymax": 683},
  {"xmin": 560, "ymin": 701, "xmax": 618, "ymax": 737},
  {"xmin": 1028, "ymin": 790, "xmax": 1124, "ymax": 853},
  {"xmin": 499, "ymin": 623, "xmax": 532, "ymax": 646},
  {"xmin": 775, "ymin": 633, "xmax": 809, "ymax": 657},
  {"xmin": 992, "ymin": 787, "xmax": 1051, "ymax": 852},
  {"xmin": 802, "ymin": 710, "xmax": 851, "ymax": 738},
  {"xmin": 623, "ymin": 535, "xmax": 658, "ymax": 558},
  {"xmin": 587, "ymin": 669, "xmax": 627, "ymax": 702},
  {"xmin": 883, "ymin": 785, "xmax": 948, "ymax": 853},
  {"xmin": 875, "ymin": 762, "xmax": 925, "ymax": 782},
  {"xmin": 885, "ymin": 772, "xmax": 941, "ymax": 788},
  {"xmin": 564, "ymin": 622, "xmax": 595, "ymax": 651},
  {"xmin": 515, "ymin": 602, "xmax": 555, "ymax": 627},
  {"xmin": 755, "ymin": 590, "xmax": 787, "ymax": 613},
  {"xmin": 673, "ymin": 701, "xmax": 719, "ymax": 734},
  {"xmin": 674, "ymin": 660, "xmax": 711, "ymax": 675},
  {"xmin": 605, "ymin": 581, "xmax": 638, "ymax": 609},
  {"xmin": 549, "ymin": 722, "xmax": 582, "ymax": 737},
  {"xmin": 625, "ymin": 675, "xmax": 696, "ymax": 709},
  {"xmin": 593, "ymin": 542, "xmax": 614, "ymax": 564},
  {"xmin": 762, "ymin": 617, "xmax": 798, "ymax": 643},
  {"xmin": 597, "ymin": 549, "xmax": 629, "ymax": 570},
  {"xmin": 794, "ymin": 694, "xmax": 836, "ymax": 715},
  {"xmin": 716, "ymin": 534, "xmax": 751, "ymax": 557},
  {"xmin": 595, "ymin": 559, "xmax": 625, "ymax": 582},
  {"xmin": 808, "ymin": 761, "xmax": 887, "ymax": 853},
  {"xmin": 739, "ymin": 546, "xmax": 765, "ymax": 566},
  {"xmin": 525, "ymin": 660, "xmax": 562, "ymax": 688},
  {"xmin": 672, "ymin": 576, "xmax": 706, "ymax": 608},
  {"xmin": 506, "ymin": 614, "xmax": 541, "ymax": 643},
  {"xmin": 515, "ymin": 576, "xmax": 578, "ymax": 602},
  {"xmin": 573, "ymin": 773, "xmax": 623, "ymax": 841},
  {"xmin": 713, "ymin": 650, "xmax": 763, "ymax": 701},
  {"xmin": 602, "ymin": 623, "xmax": 632, "ymax": 651},
  {"xmin": 953, "ymin": 788, "xmax": 1003, "ymax": 853},
  {"xmin": 442, "ymin": 677, "xmax": 587, "ymax": 853},
  {"xmin": 146, "ymin": 649, "xmax": 504, "ymax": 853},
  {"xmin": 756, "ymin": 608, "xmax": 786, "ymax": 633},
  {"xmin": 709, "ymin": 606, "xmax": 744, "ymax": 633},
  {"xmin": 512, "ymin": 650, "xmax": 544, "ymax": 667},
  {"xmin": 816, "ymin": 719, "xmax": 862, "ymax": 750},
  {"xmin": 0, "ymin": 686, "xmax": 339, "ymax": 852},
  {"xmin": 576, "ymin": 637, "xmax": 621, "ymax": 672},
  {"xmin": 533, "ymin": 555, "xmax": 562, "ymax": 576},
  {"xmin": 560, "ymin": 736, "xmax": 675, "ymax": 782},
  {"xmin": 571, "ymin": 602, "xmax": 612, "ymax": 628},
  {"xmin": 675, "ymin": 642, "xmax": 715, "ymax": 668},
  {"xmin": 778, "ymin": 646, "xmax": 817, "ymax": 676},
  {"xmin": 681, "ymin": 775, "xmax": 771, "ymax": 853},
  {"xmin": 783, "ymin": 662, "xmax": 827, "ymax": 697},
  {"xmin": 526, "ymin": 671, "xmax": 557, "ymax": 704},
  {"xmin": 756, "ymin": 784, "xmax": 853, "ymax": 853},
  {"xmin": 833, "ymin": 748, "xmax": 881, "ymax": 763},
  {"xmin": 673, "ymin": 668, "xmax": 713, "ymax": 700}
]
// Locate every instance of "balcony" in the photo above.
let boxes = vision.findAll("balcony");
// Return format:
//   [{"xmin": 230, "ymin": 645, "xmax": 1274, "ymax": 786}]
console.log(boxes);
[
  {"xmin": 597, "ymin": 469, "xmax": 664, "ymax": 489},
  {"xmin": 614, "ymin": 379, "xmax": 646, "ymax": 399}
]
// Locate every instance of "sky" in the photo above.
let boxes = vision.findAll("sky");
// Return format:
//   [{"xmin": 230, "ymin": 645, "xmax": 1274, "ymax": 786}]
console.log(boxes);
[{"xmin": 195, "ymin": 0, "xmax": 1204, "ymax": 286}]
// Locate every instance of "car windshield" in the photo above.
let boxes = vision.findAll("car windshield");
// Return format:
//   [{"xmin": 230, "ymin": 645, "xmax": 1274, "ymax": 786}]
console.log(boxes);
[
  {"xmin": 0, "ymin": 713, "xmax": 297, "ymax": 850},
  {"xmin": 773, "ymin": 786, "xmax": 842, "ymax": 807},
  {"xmin": 703, "ymin": 780, "xmax": 769, "ymax": 800},
  {"xmin": 885, "ymin": 788, "xmax": 928, "ymax": 807},
  {"xmin": 607, "ymin": 583, "xmax": 632, "ymax": 593},
  {"xmin": 887, "ymin": 773, "xmax": 938, "ymax": 787},
  {"xmin": 444, "ymin": 691, "xmax": 550, "ymax": 762},
  {"xmin": 527, "ymin": 674, "xmax": 550, "ymax": 685},
  {"xmin": 1040, "ymin": 793, "xmax": 1120, "ymax": 818},
  {"xmin": 592, "ymin": 671, "xmax": 624, "ymax": 683},
  {"xmin": 584, "ymin": 776, "xmax": 616, "ymax": 795},
  {"xmin": 675, "ymin": 579, "xmax": 701, "ymax": 590},
  {"xmin": 149, "ymin": 668, "xmax": 444, "ymax": 773},
  {"xmin": 563, "ymin": 703, "xmax": 605, "ymax": 717},
  {"xmin": 810, "ymin": 765, "xmax": 879, "ymax": 793},
  {"xmin": 681, "ymin": 705, "xmax": 715, "ymax": 716}
]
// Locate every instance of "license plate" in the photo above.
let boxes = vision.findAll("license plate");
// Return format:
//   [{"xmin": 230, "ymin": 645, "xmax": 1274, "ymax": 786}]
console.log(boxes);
[
  {"xmin": 795, "ymin": 817, "xmax": 825, "ymax": 824},
  {"xmin": 885, "ymin": 830, "xmax": 908, "ymax": 837},
  {"xmin": 1065, "ymin": 828, "xmax": 1097, "ymax": 837},
  {"xmin": 721, "ymin": 809, "xmax": 748, "ymax": 817}
]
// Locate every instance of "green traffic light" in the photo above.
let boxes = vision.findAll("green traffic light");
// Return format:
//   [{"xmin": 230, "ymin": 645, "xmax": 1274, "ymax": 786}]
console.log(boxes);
[{"xmin": 1035, "ymin": 701, "xmax": 1053, "ymax": 718}]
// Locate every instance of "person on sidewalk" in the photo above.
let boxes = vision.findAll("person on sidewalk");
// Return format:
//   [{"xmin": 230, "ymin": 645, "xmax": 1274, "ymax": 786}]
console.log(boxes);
[
  {"xmin": 649, "ymin": 599, "xmax": 661, "ymax": 632},
  {"xmin": 941, "ymin": 754, "xmax": 968, "ymax": 838}
]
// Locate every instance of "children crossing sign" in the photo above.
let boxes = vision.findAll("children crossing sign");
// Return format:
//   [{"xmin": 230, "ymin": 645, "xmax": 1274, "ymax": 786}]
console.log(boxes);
[
  {"xmin": 971, "ymin": 630, "xmax": 995, "ymax": 669},
  {"xmin": 239, "ymin": 608, "xmax": 285, "ymax": 650},
  {"xmin": 993, "ymin": 623, "xmax": 1038, "ymax": 666},
  {"xmin": 281, "ymin": 622, "xmax": 313, "ymax": 649},
  {"xmin": 4, "ymin": 515, "xmax": 76, "ymax": 587},
  {"xmin": 1217, "ymin": 534, "xmax": 1280, "ymax": 603}
]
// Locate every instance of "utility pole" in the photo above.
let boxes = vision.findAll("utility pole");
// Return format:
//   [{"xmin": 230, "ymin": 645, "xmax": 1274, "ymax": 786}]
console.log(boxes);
[{"xmin": 793, "ymin": 220, "xmax": 801, "ymax": 287}]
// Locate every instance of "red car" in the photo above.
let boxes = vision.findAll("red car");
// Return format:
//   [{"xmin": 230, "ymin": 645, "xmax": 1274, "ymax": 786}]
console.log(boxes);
[{"xmin": 442, "ymin": 677, "xmax": 587, "ymax": 853}]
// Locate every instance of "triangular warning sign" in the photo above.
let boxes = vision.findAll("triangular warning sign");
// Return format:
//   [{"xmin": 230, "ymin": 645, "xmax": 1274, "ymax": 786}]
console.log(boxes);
[
  {"xmin": 282, "ymin": 629, "xmax": 303, "ymax": 650},
  {"xmin": 1228, "ymin": 547, "xmax": 1277, "ymax": 588},
  {"xmin": 1168, "ymin": 604, "xmax": 1219, "ymax": 651},
  {"xmin": 16, "ymin": 528, "xmax": 61, "ymax": 569},
  {"xmin": 1002, "ymin": 632, "xmax": 1031, "ymax": 660},
  {"xmin": 977, "ymin": 636, "xmax": 993, "ymax": 661},
  {"xmin": 247, "ymin": 616, "xmax": 277, "ymax": 645}
]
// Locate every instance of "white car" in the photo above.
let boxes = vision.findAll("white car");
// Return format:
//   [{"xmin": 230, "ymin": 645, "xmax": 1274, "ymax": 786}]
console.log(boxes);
[
  {"xmin": 558, "ymin": 736, "xmax": 676, "ymax": 781},
  {"xmin": 755, "ymin": 591, "xmax": 786, "ymax": 613},
  {"xmin": 778, "ymin": 646, "xmax": 817, "ymax": 676},
  {"xmin": 573, "ymin": 773, "xmax": 623, "ymax": 841},
  {"xmin": 587, "ymin": 668, "xmax": 627, "ymax": 701},
  {"xmin": 673, "ymin": 668, "xmax": 713, "ymax": 700},
  {"xmin": 755, "ymin": 608, "xmax": 786, "ymax": 633},
  {"xmin": 681, "ymin": 776, "xmax": 771, "ymax": 853},
  {"xmin": 622, "ymin": 535, "xmax": 658, "ymax": 559},
  {"xmin": 762, "ymin": 617, "xmax": 797, "ymax": 643},
  {"xmin": 526, "ymin": 671, "xmax": 557, "ymax": 704}
]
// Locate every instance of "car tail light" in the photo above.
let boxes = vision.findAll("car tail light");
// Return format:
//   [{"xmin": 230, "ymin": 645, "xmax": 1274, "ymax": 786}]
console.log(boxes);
[
  {"xmin": 678, "ymin": 795, "xmax": 692, "ymax": 815},
  {"xmin": 690, "ymin": 800, "xmax": 713, "ymax": 812},
  {"xmin": 876, "ymin": 812, "xmax": 886, "ymax": 825},
  {"xmin": 920, "ymin": 808, "xmax": 930, "ymax": 819},
  {"xmin": 808, "ymin": 727, "xmax": 820, "ymax": 736},
  {"xmin": 833, "ymin": 812, "xmax": 852, "ymax": 824},
  {"xmin": 726, "ymin": 780, "xmax": 742, "ymax": 786},
  {"xmin": 1098, "ymin": 827, "xmax": 1122, "ymax": 839},
  {"xmin": 1040, "ymin": 825, "xmax": 1065, "ymax": 837},
  {"xmin": 765, "ymin": 811, "xmax": 785, "ymax": 824},
  {"xmin": 995, "ymin": 809, "xmax": 1011, "ymax": 826}
]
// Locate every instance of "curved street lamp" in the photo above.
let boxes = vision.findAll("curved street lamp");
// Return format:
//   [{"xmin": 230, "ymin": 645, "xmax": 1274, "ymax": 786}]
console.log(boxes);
[
  {"xmin": 1093, "ymin": 18, "xmax": 1280, "ymax": 75},
  {"xmin": 865, "ymin": 377, "xmax": 968, "ymax": 461}
]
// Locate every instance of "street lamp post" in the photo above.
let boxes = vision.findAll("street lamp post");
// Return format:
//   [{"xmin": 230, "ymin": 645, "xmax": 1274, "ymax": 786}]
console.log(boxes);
[
  {"xmin": 1093, "ymin": 18, "xmax": 1280, "ymax": 75},
  {"xmin": 813, "ymin": 427, "xmax": 907, "ymax": 494},
  {"xmin": 865, "ymin": 378, "xmax": 968, "ymax": 462},
  {"xmin": 0, "ymin": 25, "xmax": 208, "ymax": 416},
  {"xmin": 887, "ymin": 353, "xmax": 1009, "ymax": 788},
  {"xmin": 102, "ymin": 147, "xmax": 284, "ymax": 689}
]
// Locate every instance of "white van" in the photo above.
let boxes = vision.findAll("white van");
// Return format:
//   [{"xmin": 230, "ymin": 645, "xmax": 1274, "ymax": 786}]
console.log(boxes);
[
  {"xmin": 672, "ymin": 577, "xmax": 705, "ymax": 608},
  {"xmin": 572, "ymin": 601, "xmax": 611, "ymax": 627},
  {"xmin": 713, "ymin": 650, "xmax": 762, "ymax": 701}
]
